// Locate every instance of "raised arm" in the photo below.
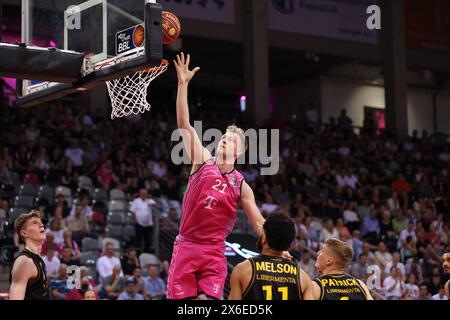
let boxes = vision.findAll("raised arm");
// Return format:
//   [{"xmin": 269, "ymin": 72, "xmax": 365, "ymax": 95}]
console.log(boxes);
[
  {"xmin": 9, "ymin": 256, "xmax": 37, "ymax": 300},
  {"xmin": 240, "ymin": 181, "xmax": 265, "ymax": 237},
  {"xmin": 173, "ymin": 53, "xmax": 211, "ymax": 174},
  {"xmin": 240, "ymin": 181, "xmax": 292, "ymax": 259}
]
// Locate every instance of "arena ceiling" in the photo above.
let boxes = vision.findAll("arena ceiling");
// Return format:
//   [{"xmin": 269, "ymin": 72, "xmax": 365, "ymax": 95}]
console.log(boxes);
[
  {"xmin": 1, "ymin": 1, "xmax": 449, "ymax": 94},
  {"xmin": 161, "ymin": 37, "xmax": 347, "ymax": 92}
]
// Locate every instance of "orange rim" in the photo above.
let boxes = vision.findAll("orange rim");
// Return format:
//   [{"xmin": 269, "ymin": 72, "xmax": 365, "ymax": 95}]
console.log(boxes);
[
  {"xmin": 96, "ymin": 58, "xmax": 168, "ymax": 72},
  {"xmin": 140, "ymin": 59, "xmax": 169, "ymax": 73}
]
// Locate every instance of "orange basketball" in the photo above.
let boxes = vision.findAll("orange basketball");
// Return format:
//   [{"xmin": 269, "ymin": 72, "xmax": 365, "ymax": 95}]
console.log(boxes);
[
  {"xmin": 133, "ymin": 24, "xmax": 145, "ymax": 48},
  {"xmin": 162, "ymin": 11, "xmax": 181, "ymax": 45}
]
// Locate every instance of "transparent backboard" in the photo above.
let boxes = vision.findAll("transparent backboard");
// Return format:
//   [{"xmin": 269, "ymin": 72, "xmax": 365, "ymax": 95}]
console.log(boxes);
[
  {"xmin": 26, "ymin": 0, "xmax": 148, "ymax": 62},
  {"xmin": 20, "ymin": 0, "xmax": 160, "ymax": 97}
]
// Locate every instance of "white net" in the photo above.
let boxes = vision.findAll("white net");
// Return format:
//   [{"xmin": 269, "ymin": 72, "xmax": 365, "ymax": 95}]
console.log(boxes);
[{"xmin": 105, "ymin": 60, "xmax": 168, "ymax": 119}]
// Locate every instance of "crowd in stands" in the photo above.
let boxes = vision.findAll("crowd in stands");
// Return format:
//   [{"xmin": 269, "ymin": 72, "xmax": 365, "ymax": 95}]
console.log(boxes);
[{"xmin": 0, "ymin": 100, "xmax": 449, "ymax": 300}]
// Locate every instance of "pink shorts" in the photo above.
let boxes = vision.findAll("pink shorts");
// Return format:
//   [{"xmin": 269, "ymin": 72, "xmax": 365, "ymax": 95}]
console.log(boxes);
[{"xmin": 167, "ymin": 239, "xmax": 227, "ymax": 300}]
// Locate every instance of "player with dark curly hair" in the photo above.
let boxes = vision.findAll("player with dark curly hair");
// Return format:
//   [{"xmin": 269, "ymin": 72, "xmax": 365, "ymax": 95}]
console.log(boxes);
[{"xmin": 229, "ymin": 213, "xmax": 314, "ymax": 300}]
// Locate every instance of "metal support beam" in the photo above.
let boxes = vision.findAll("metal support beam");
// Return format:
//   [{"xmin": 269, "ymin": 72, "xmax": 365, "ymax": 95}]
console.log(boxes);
[
  {"xmin": 0, "ymin": 0, "xmax": 3, "ymax": 42},
  {"xmin": 381, "ymin": 0, "xmax": 408, "ymax": 137},
  {"xmin": 21, "ymin": 0, "xmax": 30, "ymax": 44},
  {"xmin": 243, "ymin": 0, "xmax": 269, "ymax": 126}
]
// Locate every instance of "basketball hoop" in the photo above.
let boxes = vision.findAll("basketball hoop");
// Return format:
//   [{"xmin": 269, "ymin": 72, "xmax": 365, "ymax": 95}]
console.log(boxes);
[{"xmin": 100, "ymin": 59, "xmax": 169, "ymax": 119}]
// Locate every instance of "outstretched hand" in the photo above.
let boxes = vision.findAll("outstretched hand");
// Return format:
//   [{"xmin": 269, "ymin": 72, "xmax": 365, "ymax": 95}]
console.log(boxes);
[{"xmin": 173, "ymin": 52, "xmax": 200, "ymax": 85}]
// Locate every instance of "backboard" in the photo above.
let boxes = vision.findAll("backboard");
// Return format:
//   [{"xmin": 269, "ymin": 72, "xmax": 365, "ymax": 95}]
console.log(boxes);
[
  {"xmin": 25, "ymin": 0, "xmax": 151, "ymax": 64},
  {"xmin": 14, "ymin": 0, "xmax": 163, "ymax": 107}
]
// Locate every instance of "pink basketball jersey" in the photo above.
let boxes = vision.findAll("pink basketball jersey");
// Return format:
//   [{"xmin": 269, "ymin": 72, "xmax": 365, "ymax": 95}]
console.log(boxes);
[{"xmin": 179, "ymin": 159, "xmax": 244, "ymax": 243}]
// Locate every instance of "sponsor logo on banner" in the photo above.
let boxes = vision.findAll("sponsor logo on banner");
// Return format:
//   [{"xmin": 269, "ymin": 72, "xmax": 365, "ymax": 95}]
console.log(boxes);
[
  {"xmin": 268, "ymin": 0, "xmax": 378, "ymax": 44},
  {"xmin": 116, "ymin": 24, "xmax": 145, "ymax": 55}
]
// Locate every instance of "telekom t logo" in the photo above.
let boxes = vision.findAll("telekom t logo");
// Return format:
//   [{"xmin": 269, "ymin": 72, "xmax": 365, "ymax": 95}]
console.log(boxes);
[
  {"xmin": 205, "ymin": 196, "xmax": 218, "ymax": 210},
  {"xmin": 213, "ymin": 284, "xmax": 221, "ymax": 294}
]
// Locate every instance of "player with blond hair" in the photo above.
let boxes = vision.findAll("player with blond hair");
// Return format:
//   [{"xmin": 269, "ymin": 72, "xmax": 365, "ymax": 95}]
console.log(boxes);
[
  {"xmin": 312, "ymin": 238, "xmax": 373, "ymax": 300},
  {"xmin": 9, "ymin": 210, "xmax": 49, "ymax": 300},
  {"xmin": 167, "ymin": 53, "xmax": 290, "ymax": 300}
]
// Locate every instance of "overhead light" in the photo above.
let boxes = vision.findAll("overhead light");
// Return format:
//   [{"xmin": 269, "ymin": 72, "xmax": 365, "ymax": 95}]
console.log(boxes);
[{"xmin": 240, "ymin": 95, "xmax": 246, "ymax": 112}]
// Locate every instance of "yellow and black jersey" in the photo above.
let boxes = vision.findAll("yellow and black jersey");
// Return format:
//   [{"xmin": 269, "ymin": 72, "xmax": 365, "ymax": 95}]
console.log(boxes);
[
  {"xmin": 9, "ymin": 249, "xmax": 49, "ymax": 300},
  {"xmin": 243, "ymin": 255, "xmax": 302, "ymax": 300},
  {"xmin": 314, "ymin": 273, "xmax": 367, "ymax": 300}
]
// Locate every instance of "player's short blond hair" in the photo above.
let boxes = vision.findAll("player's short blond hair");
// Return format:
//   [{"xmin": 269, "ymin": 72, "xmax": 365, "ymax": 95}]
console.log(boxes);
[
  {"xmin": 14, "ymin": 210, "xmax": 42, "ymax": 242},
  {"xmin": 324, "ymin": 238, "xmax": 354, "ymax": 268},
  {"xmin": 226, "ymin": 124, "xmax": 247, "ymax": 156}
]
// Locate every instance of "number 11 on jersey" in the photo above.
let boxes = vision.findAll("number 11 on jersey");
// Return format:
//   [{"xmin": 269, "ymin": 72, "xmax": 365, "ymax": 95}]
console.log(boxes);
[{"xmin": 262, "ymin": 285, "xmax": 288, "ymax": 300}]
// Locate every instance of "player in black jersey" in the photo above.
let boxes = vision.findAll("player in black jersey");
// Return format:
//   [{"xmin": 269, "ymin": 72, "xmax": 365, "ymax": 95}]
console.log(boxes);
[
  {"xmin": 229, "ymin": 213, "xmax": 314, "ymax": 300},
  {"xmin": 312, "ymin": 238, "xmax": 373, "ymax": 300},
  {"xmin": 442, "ymin": 247, "xmax": 450, "ymax": 298},
  {"xmin": 9, "ymin": 210, "xmax": 49, "ymax": 300}
]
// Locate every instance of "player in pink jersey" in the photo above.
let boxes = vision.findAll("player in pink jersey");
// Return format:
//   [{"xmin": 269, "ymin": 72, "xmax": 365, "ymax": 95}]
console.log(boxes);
[{"xmin": 167, "ymin": 53, "xmax": 287, "ymax": 300}]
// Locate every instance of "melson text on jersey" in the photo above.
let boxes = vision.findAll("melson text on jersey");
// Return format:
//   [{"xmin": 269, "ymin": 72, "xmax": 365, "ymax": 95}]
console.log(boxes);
[{"xmin": 255, "ymin": 261, "xmax": 298, "ymax": 275}]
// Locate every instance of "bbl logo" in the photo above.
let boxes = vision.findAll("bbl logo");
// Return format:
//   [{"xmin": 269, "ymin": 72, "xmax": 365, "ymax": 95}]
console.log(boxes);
[
  {"xmin": 272, "ymin": 0, "xmax": 294, "ymax": 14},
  {"xmin": 116, "ymin": 24, "xmax": 145, "ymax": 55}
]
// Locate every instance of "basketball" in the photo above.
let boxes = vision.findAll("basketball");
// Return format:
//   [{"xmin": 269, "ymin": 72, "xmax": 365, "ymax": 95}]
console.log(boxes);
[
  {"xmin": 162, "ymin": 11, "xmax": 181, "ymax": 45},
  {"xmin": 133, "ymin": 24, "xmax": 145, "ymax": 48}
]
